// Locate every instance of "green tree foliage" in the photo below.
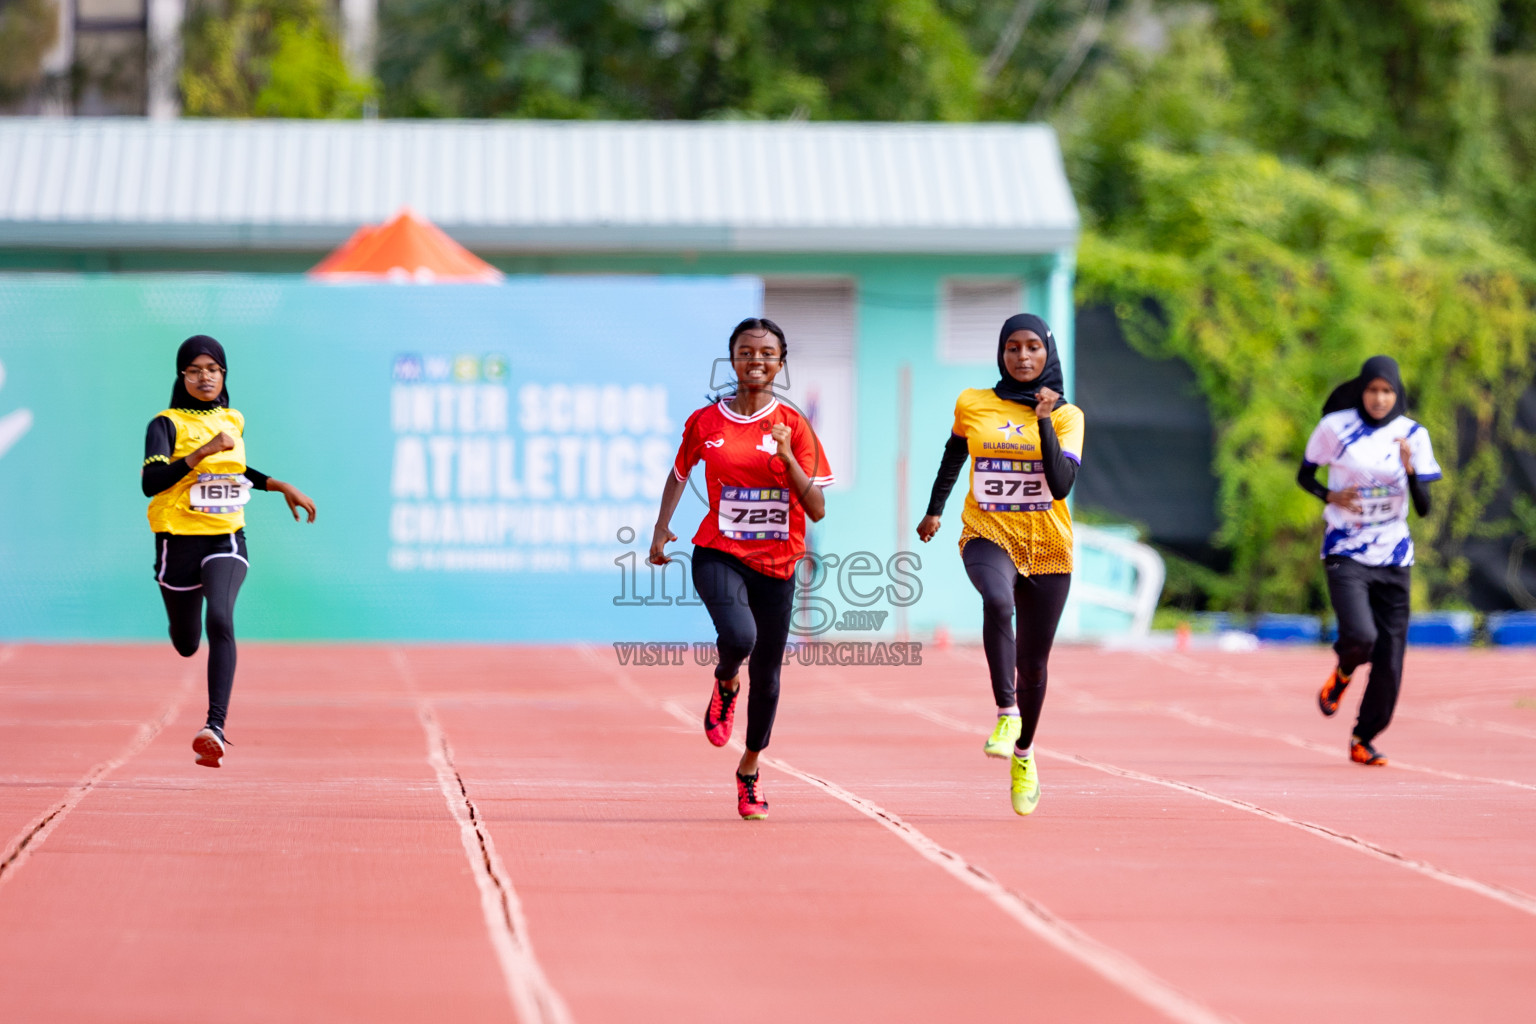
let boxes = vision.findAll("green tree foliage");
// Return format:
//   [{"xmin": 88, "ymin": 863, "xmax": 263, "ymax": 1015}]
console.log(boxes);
[
  {"xmin": 1063, "ymin": 22, "xmax": 1536, "ymax": 611},
  {"xmin": 182, "ymin": 0, "xmax": 372, "ymax": 117},
  {"xmin": 372, "ymin": 0, "xmax": 1145, "ymax": 120},
  {"xmin": 377, "ymin": 0, "xmax": 998, "ymax": 119},
  {"xmin": 0, "ymin": 0, "xmax": 58, "ymax": 103},
  {"xmin": 1214, "ymin": 1, "xmax": 1504, "ymax": 184}
]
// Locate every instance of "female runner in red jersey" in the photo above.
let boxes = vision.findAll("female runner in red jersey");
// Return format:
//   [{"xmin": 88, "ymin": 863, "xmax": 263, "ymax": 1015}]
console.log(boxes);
[{"xmin": 649, "ymin": 318, "xmax": 833, "ymax": 819}]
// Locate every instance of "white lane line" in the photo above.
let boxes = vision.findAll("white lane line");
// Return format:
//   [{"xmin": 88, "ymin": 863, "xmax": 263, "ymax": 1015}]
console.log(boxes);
[
  {"xmin": 1120, "ymin": 650, "xmax": 1536, "ymax": 788},
  {"xmin": 1051, "ymin": 750, "xmax": 1536, "ymax": 918},
  {"xmin": 642, "ymin": 689, "xmax": 1240, "ymax": 1024},
  {"xmin": 393, "ymin": 651, "xmax": 573, "ymax": 1024},
  {"xmin": 1412, "ymin": 707, "xmax": 1536, "ymax": 743},
  {"xmin": 1136, "ymin": 648, "xmax": 1536, "ymax": 744},
  {"xmin": 0, "ymin": 668, "xmax": 193, "ymax": 891},
  {"xmin": 1063, "ymin": 692, "xmax": 1536, "ymax": 795},
  {"xmin": 873, "ymin": 696, "xmax": 1536, "ymax": 919}
]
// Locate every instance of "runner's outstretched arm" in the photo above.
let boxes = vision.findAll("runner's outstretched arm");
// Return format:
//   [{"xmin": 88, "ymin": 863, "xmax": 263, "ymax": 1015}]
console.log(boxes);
[{"xmin": 649, "ymin": 472, "xmax": 688, "ymax": 565}]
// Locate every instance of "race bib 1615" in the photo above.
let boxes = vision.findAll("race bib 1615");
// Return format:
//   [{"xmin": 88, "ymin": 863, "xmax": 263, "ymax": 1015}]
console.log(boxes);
[{"xmin": 189, "ymin": 473, "xmax": 252, "ymax": 514}]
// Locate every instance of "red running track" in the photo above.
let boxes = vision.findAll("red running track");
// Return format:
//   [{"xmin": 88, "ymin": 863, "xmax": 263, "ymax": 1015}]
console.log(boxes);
[{"xmin": 1, "ymin": 641, "xmax": 1534, "ymax": 1022}]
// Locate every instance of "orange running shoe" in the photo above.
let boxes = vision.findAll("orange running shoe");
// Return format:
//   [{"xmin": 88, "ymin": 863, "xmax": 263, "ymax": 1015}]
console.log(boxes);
[
  {"xmin": 704, "ymin": 677, "xmax": 740, "ymax": 747},
  {"xmin": 736, "ymin": 771, "xmax": 768, "ymax": 819},
  {"xmin": 1350, "ymin": 736, "xmax": 1388, "ymax": 766},
  {"xmin": 1318, "ymin": 668, "xmax": 1351, "ymax": 717}
]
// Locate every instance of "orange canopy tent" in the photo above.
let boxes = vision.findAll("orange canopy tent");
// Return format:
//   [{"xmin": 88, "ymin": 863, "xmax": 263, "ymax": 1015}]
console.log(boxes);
[{"xmin": 309, "ymin": 208, "xmax": 503, "ymax": 283}]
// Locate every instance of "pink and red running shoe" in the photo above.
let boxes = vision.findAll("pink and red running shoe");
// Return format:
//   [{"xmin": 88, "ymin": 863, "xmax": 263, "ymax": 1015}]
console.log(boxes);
[
  {"xmin": 736, "ymin": 771, "xmax": 768, "ymax": 820},
  {"xmin": 704, "ymin": 678, "xmax": 740, "ymax": 747}
]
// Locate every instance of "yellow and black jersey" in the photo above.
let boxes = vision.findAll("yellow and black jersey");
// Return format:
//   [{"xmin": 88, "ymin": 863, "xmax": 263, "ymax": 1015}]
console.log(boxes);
[
  {"xmin": 143, "ymin": 407, "xmax": 268, "ymax": 535},
  {"xmin": 951, "ymin": 388, "xmax": 1085, "ymax": 575}
]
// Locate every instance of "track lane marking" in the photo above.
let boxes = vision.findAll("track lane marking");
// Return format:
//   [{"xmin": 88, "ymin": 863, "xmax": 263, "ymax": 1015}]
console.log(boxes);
[
  {"xmin": 0, "ymin": 667, "xmax": 193, "ymax": 891},
  {"xmin": 1062, "ymin": 691, "xmax": 1536, "ymax": 794},
  {"xmin": 876, "ymin": 696, "xmax": 1536, "ymax": 919},
  {"xmin": 392, "ymin": 650, "xmax": 573, "ymax": 1024},
  {"xmin": 1413, "ymin": 707, "xmax": 1536, "ymax": 742},
  {"xmin": 653, "ymin": 699, "xmax": 1238, "ymax": 1024},
  {"xmin": 586, "ymin": 651, "xmax": 1239, "ymax": 1024},
  {"xmin": 1137, "ymin": 648, "xmax": 1536, "ymax": 744},
  {"xmin": 1113, "ymin": 649, "xmax": 1536, "ymax": 786}
]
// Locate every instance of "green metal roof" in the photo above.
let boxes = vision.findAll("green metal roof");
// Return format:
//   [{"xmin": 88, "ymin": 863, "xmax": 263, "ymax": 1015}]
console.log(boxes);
[{"xmin": 0, "ymin": 118, "xmax": 1079, "ymax": 255}]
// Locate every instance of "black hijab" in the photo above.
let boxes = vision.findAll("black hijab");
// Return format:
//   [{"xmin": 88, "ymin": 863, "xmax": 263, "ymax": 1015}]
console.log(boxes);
[
  {"xmin": 1322, "ymin": 355, "xmax": 1404, "ymax": 428},
  {"xmin": 993, "ymin": 313, "xmax": 1065, "ymax": 408},
  {"xmin": 170, "ymin": 335, "xmax": 229, "ymax": 410}
]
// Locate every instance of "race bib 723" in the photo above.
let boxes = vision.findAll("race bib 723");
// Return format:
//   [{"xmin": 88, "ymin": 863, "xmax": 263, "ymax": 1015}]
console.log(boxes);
[{"xmin": 718, "ymin": 486, "xmax": 790, "ymax": 540}]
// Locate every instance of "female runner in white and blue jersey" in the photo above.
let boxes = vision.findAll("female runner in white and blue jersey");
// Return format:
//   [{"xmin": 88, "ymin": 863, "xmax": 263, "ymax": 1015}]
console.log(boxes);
[{"xmin": 1298, "ymin": 356, "xmax": 1440, "ymax": 766}]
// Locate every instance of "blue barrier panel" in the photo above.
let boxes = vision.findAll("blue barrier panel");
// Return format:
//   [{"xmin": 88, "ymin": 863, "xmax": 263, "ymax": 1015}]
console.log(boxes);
[
  {"xmin": 1252, "ymin": 613, "xmax": 1322, "ymax": 643},
  {"xmin": 1321, "ymin": 613, "xmax": 1471, "ymax": 645},
  {"xmin": 1190, "ymin": 612, "xmax": 1236, "ymax": 633},
  {"xmin": 1487, "ymin": 611, "xmax": 1536, "ymax": 646},
  {"xmin": 1406, "ymin": 611, "xmax": 1473, "ymax": 646}
]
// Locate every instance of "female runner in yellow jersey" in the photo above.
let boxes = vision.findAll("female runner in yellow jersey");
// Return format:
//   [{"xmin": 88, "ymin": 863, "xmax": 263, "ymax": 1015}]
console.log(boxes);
[
  {"xmin": 917, "ymin": 313, "xmax": 1084, "ymax": 815},
  {"xmin": 142, "ymin": 336, "xmax": 315, "ymax": 768}
]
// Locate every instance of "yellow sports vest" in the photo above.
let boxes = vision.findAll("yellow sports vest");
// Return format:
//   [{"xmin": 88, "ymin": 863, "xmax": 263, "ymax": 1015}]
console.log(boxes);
[
  {"xmin": 951, "ymin": 388, "xmax": 1085, "ymax": 576},
  {"xmin": 146, "ymin": 407, "xmax": 249, "ymax": 535}
]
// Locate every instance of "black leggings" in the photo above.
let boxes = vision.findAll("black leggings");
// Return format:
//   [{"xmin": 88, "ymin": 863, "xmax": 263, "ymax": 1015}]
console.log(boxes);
[
  {"xmin": 161, "ymin": 556, "xmax": 247, "ymax": 731},
  {"xmin": 1325, "ymin": 556, "xmax": 1410, "ymax": 743},
  {"xmin": 962, "ymin": 538, "xmax": 1071, "ymax": 749},
  {"xmin": 691, "ymin": 545, "xmax": 796, "ymax": 753}
]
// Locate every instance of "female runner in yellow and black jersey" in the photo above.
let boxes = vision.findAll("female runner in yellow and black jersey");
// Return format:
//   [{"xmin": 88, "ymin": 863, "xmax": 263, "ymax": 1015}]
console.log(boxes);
[
  {"xmin": 918, "ymin": 313, "xmax": 1084, "ymax": 816},
  {"xmin": 142, "ymin": 336, "xmax": 315, "ymax": 768}
]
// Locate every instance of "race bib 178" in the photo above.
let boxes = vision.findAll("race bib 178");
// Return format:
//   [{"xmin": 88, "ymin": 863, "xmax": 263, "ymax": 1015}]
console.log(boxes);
[
  {"xmin": 189, "ymin": 473, "xmax": 252, "ymax": 514},
  {"xmin": 972, "ymin": 458, "xmax": 1051, "ymax": 512},
  {"xmin": 1343, "ymin": 484, "xmax": 1403, "ymax": 528},
  {"xmin": 718, "ymin": 486, "xmax": 790, "ymax": 540}
]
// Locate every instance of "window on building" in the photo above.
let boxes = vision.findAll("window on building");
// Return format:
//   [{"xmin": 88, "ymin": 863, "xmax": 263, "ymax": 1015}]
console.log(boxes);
[
  {"xmin": 763, "ymin": 279, "xmax": 857, "ymax": 487},
  {"xmin": 940, "ymin": 278, "xmax": 1023, "ymax": 364},
  {"xmin": 74, "ymin": 0, "xmax": 148, "ymax": 115}
]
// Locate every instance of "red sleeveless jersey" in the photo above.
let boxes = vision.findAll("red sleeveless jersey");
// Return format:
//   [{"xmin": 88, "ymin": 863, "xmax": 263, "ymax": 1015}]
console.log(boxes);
[{"xmin": 672, "ymin": 398, "xmax": 834, "ymax": 579}]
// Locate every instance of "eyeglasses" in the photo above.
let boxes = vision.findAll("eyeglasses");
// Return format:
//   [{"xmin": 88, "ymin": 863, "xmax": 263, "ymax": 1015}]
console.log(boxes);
[{"xmin": 182, "ymin": 365, "xmax": 225, "ymax": 380}]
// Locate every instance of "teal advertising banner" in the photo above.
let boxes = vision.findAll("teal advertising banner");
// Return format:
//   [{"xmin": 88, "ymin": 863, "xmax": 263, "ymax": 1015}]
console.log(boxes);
[{"xmin": 0, "ymin": 275, "xmax": 758, "ymax": 640}]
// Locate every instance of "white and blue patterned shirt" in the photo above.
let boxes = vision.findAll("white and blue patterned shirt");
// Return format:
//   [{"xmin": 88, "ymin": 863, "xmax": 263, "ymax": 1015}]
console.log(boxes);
[{"xmin": 1303, "ymin": 409, "xmax": 1441, "ymax": 567}]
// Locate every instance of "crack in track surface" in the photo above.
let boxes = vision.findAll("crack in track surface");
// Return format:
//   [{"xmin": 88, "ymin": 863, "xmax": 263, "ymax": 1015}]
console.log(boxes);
[
  {"xmin": 0, "ymin": 669, "xmax": 192, "ymax": 891},
  {"xmin": 393, "ymin": 650, "xmax": 573, "ymax": 1024}
]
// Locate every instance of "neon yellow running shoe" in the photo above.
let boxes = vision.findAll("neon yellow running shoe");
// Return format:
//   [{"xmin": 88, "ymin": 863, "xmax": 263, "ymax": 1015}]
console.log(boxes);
[
  {"xmin": 1010, "ymin": 754, "xmax": 1040, "ymax": 816},
  {"xmin": 983, "ymin": 714, "xmax": 1023, "ymax": 758}
]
